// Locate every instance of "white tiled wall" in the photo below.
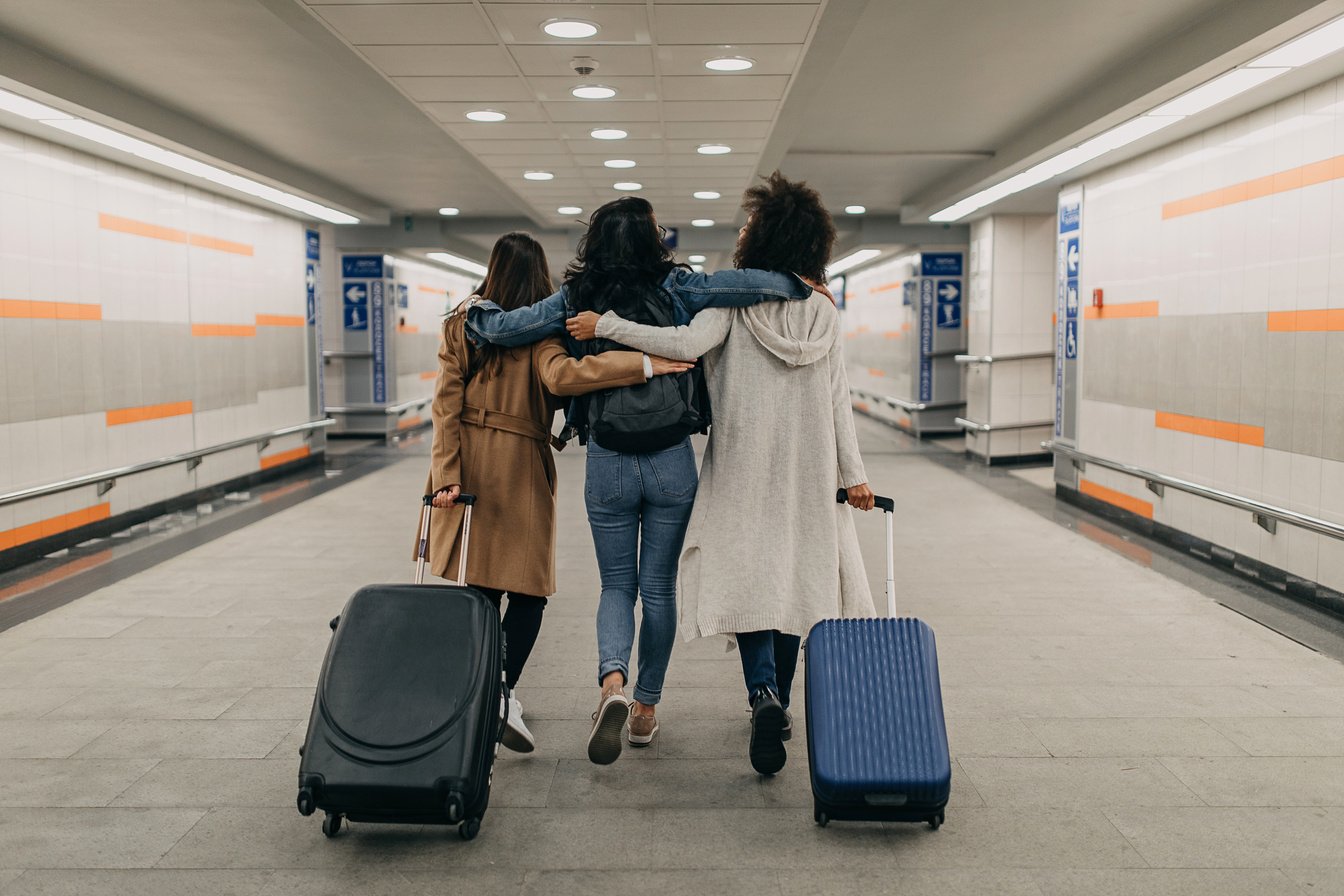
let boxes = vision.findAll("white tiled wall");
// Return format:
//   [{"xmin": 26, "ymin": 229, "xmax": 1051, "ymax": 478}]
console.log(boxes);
[
  {"xmin": 0, "ymin": 124, "xmax": 316, "ymax": 553},
  {"xmin": 1069, "ymin": 74, "xmax": 1344, "ymax": 593}
]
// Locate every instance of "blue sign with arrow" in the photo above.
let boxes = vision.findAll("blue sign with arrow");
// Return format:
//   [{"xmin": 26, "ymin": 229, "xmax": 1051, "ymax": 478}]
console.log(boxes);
[
  {"xmin": 1065, "ymin": 238, "xmax": 1080, "ymax": 278},
  {"xmin": 343, "ymin": 283, "xmax": 368, "ymax": 306}
]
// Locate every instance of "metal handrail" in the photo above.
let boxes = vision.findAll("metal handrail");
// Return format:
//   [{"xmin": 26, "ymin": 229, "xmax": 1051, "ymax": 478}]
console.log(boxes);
[
  {"xmin": 1045, "ymin": 441, "xmax": 1344, "ymax": 541},
  {"xmin": 956, "ymin": 417, "xmax": 1054, "ymax": 433},
  {"xmin": 883, "ymin": 395, "xmax": 965, "ymax": 412},
  {"xmin": 0, "ymin": 418, "xmax": 334, "ymax": 509},
  {"xmin": 326, "ymin": 397, "xmax": 431, "ymax": 416},
  {"xmin": 323, "ymin": 350, "xmax": 373, "ymax": 359},
  {"xmin": 955, "ymin": 351, "xmax": 1054, "ymax": 365}
]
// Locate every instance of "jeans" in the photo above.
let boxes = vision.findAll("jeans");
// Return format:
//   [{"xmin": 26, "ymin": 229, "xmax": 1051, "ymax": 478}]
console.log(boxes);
[
  {"xmin": 737, "ymin": 630, "xmax": 801, "ymax": 710},
  {"xmin": 585, "ymin": 439, "xmax": 698, "ymax": 705},
  {"xmin": 475, "ymin": 588, "xmax": 547, "ymax": 691}
]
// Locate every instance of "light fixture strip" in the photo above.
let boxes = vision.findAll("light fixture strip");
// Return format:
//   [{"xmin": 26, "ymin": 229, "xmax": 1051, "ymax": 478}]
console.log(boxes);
[
  {"xmin": 427, "ymin": 251, "xmax": 489, "ymax": 278},
  {"xmin": 826, "ymin": 248, "xmax": 882, "ymax": 277}
]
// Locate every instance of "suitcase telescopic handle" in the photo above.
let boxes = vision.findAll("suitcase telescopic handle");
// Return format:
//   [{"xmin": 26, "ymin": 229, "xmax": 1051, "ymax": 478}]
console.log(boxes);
[
  {"xmin": 836, "ymin": 488, "xmax": 897, "ymax": 618},
  {"xmin": 416, "ymin": 491, "xmax": 477, "ymax": 586}
]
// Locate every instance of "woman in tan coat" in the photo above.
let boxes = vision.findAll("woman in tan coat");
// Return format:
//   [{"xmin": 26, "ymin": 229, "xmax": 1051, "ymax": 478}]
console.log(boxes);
[{"xmin": 424, "ymin": 232, "xmax": 691, "ymax": 753}]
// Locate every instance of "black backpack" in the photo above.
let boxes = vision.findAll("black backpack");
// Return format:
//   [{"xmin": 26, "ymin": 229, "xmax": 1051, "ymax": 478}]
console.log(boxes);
[{"xmin": 567, "ymin": 286, "xmax": 710, "ymax": 454}]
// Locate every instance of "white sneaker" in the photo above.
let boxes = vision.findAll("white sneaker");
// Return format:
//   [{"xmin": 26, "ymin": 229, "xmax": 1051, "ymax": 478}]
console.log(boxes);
[{"xmin": 501, "ymin": 695, "xmax": 536, "ymax": 753}]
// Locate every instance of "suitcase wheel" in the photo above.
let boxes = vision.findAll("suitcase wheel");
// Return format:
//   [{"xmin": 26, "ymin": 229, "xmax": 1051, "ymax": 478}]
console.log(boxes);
[
  {"xmin": 459, "ymin": 817, "xmax": 480, "ymax": 841},
  {"xmin": 321, "ymin": 812, "xmax": 344, "ymax": 838},
  {"xmin": 814, "ymin": 810, "xmax": 829, "ymax": 828},
  {"xmin": 928, "ymin": 812, "xmax": 944, "ymax": 831},
  {"xmin": 296, "ymin": 788, "xmax": 315, "ymax": 817}
]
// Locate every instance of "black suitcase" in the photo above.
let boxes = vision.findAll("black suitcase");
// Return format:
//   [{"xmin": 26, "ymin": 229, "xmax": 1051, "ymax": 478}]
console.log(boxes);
[
  {"xmin": 805, "ymin": 490, "xmax": 951, "ymax": 829},
  {"xmin": 296, "ymin": 493, "xmax": 506, "ymax": 841}
]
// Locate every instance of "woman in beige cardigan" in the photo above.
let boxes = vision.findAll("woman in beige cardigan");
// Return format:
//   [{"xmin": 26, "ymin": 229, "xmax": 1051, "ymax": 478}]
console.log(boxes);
[
  {"xmin": 426, "ymin": 232, "xmax": 691, "ymax": 753},
  {"xmin": 566, "ymin": 174, "xmax": 876, "ymax": 775}
]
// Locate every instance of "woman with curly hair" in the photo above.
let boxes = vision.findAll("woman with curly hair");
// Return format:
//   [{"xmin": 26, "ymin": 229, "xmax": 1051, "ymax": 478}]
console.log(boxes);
[{"xmin": 566, "ymin": 172, "xmax": 877, "ymax": 776}]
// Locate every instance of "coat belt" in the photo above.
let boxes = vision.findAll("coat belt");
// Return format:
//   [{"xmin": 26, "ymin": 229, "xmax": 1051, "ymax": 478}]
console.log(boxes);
[{"xmin": 461, "ymin": 404, "xmax": 564, "ymax": 450}]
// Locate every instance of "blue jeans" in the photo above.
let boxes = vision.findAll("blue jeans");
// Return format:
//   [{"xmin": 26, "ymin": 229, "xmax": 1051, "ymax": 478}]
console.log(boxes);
[
  {"xmin": 738, "ymin": 630, "xmax": 801, "ymax": 710},
  {"xmin": 585, "ymin": 439, "xmax": 698, "ymax": 705}
]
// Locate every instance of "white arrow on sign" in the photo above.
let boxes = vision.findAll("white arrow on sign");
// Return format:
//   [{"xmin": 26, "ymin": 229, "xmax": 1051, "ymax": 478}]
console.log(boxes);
[
  {"xmin": 306, "ymin": 268, "xmax": 316, "ymax": 290},
  {"xmin": 1067, "ymin": 243, "xmax": 1080, "ymax": 272},
  {"xmin": 938, "ymin": 283, "xmax": 960, "ymax": 301},
  {"xmin": 345, "ymin": 284, "xmax": 366, "ymax": 303}
]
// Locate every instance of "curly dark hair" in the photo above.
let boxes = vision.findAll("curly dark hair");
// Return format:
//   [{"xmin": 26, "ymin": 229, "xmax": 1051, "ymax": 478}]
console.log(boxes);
[
  {"xmin": 563, "ymin": 196, "xmax": 682, "ymax": 321},
  {"xmin": 733, "ymin": 171, "xmax": 835, "ymax": 282}
]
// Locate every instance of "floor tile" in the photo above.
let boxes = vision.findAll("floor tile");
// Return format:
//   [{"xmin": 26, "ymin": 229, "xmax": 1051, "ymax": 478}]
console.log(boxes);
[
  {"xmin": 74, "ymin": 720, "xmax": 296, "ymax": 760},
  {"xmin": 1206, "ymin": 716, "xmax": 1344, "ymax": 756},
  {"xmin": 1033, "ymin": 869, "xmax": 1301, "ymax": 896},
  {"xmin": 1023, "ymin": 718, "xmax": 1248, "ymax": 757},
  {"xmin": 0, "ymin": 808, "xmax": 205, "ymax": 869},
  {"xmin": 1159, "ymin": 756, "xmax": 1344, "ymax": 806},
  {"xmin": 0, "ymin": 759, "xmax": 157, "ymax": 807},
  {"xmin": 0, "ymin": 870, "xmax": 271, "ymax": 896},
  {"xmin": 110, "ymin": 759, "xmax": 297, "ymax": 808},
  {"xmin": 44, "ymin": 689, "xmax": 247, "ymax": 721},
  {"xmin": 0, "ymin": 721, "xmax": 115, "ymax": 759},
  {"xmin": 1106, "ymin": 806, "xmax": 1344, "ymax": 867},
  {"xmin": 958, "ymin": 757, "xmax": 1204, "ymax": 807}
]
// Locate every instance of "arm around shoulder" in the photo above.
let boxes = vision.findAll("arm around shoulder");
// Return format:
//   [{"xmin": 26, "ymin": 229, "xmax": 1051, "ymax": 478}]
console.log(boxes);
[
  {"xmin": 534, "ymin": 338, "xmax": 646, "ymax": 396},
  {"xmin": 595, "ymin": 306, "xmax": 732, "ymax": 360}
]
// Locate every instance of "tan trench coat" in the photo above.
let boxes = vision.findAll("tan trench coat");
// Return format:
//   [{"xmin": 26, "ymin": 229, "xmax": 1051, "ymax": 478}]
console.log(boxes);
[{"xmin": 419, "ymin": 314, "xmax": 645, "ymax": 596}]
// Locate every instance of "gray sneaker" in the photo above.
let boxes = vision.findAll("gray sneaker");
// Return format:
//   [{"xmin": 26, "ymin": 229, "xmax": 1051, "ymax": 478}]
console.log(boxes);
[{"xmin": 628, "ymin": 709, "xmax": 659, "ymax": 747}]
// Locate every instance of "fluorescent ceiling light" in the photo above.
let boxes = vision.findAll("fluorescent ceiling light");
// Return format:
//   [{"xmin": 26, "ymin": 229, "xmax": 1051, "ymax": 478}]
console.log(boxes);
[
  {"xmin": 693, "ymin": 190, "xmax": 721, "ymax": 199},
  {"xmin": 691, "ymin": 264, "xmax": 705, "ymax": 272},
  {"xmin": 604, "ymin": 159, "xmax": 636, "ymax": 168},
  {"xmin": 572, "ymin": 85, "xmax": 616, "ymax": 100},
  {"xmin": 465, "ymin": 109, "xmax": 506, "ymax": 122},
  {"xmin": 1149, "ymin": 67, "xmax": 1288, "ymax": 117},
  {"xmin": 845, "ymin": 205, "xmax": 866, "ymax": 214},
  {"xmin": 438, "ymin": 207, "xmax": 459, "ymax": 216},
  {"xmin": 0, "ymin": 88, "xmax": 72, "ymax": 120},
  {"xmin": 558, "ymin": 206, "xmax": 583, "ymax": 215},
  {"xmin": 705, "ymin": 57, "xmax": 754, "ymax": 72},
  {"xmin": 688, "ymin": 254, "xmax": 706, "ymax": 263},
  {"xmin": 691, "ymin": 218, "xmax": 714, "ymax": 227},
  {"xmin": 523, "ymin": 170, "xmax": 554, "ymax": 181},
  {"xmin": 1251, "ymin": 17, "xmax": 1344, "ymax": 68},
  {"xmin": 543, "ymin": 19, "xmax": 598, "ymax": 39},
  {"xmin": 697, "ymin": 143, "xmax": 732, "ymax": 155},
  {"xmin": 826, "ymin": 248, "xmax": 881, "ymax": 277},
  {"xmin": 43, "ymin": 118, "xmax": 358, "ymax": 223},
  {"xmin": 613, "ymin": 181, "xmax": 642, "ymax": 191},
  {"xmin": 590, "ymin": 127, "xmax": 627, "ymax": 140},
  {"xmin": 427, "ymin": 251, "xmax": 488, "ymax": 277}
]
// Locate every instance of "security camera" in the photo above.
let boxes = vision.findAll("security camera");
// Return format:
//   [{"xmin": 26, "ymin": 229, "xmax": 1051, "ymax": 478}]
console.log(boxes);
[{"xmin": 571, "ymin": 56, "xmax": 599, "ymax": 76}]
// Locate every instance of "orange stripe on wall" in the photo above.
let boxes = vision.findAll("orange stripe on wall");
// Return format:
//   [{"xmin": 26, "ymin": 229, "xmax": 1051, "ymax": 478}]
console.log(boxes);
[
  {"xmin": 397, "ymin": 416, "xmax": 424, "ymax": 430},
  {"xmin": 1266, "ymin": 309, "xmax": 1344, "ymax": 332},
  {"xmin": 188, "ymin": 233, "xmax": 253, "ymax": 256},
  {"xmin": 192, "ymin": 323, "xmax": 256, "ymax": 337},
  {"xmin": 99, "ymin": 213, "xmax": 187, "ymax": 244},
  {"xmin": 420, "ymin": 370, "xmax": 438, "ymax": 380},
  {"xmin": 0, "ymin": 299, "xmax": 101, "ymax": 320},
  {"xmin": 255, "ymin": 314, "xmax": 304, "ymax": 328},
  {"xmin": 260, "ymin": 445, "xmax": 311, "ymax": 470},
  {"xmin": 1155, "ymin": 411, "xmax": 1264, "ymax": 446},
  {"xmin": 0, "ymin": 503, "xmax": 111, "ymax": 552},
  {"xmin": 871, "ymin": 281, "xmax": 904, "ymax": 293},
  {"xmin": 1083, "ymin": 301, "xmax": 1160, "ymax": 320},
  {"xmin": 1162, "ymin": 154, "xmax": 1344, "ymax": 219},
  {"xmin": 105, "ymin": 400, "xmax": 194, "ymax": 427},
  {"xmin": 1079, "ymin": 478, "xmax": 1154, "ymax": 520},
  {"xmin": 397, "ymin": 324, "xmax": 420, "ymax": 334},
  {"xmin": 418, "ymin": 285, "xmax": 444, "ymax": 294},
  {"xmin": 867, "ymin": 368, "xmax": 886, "ymax": 377}
]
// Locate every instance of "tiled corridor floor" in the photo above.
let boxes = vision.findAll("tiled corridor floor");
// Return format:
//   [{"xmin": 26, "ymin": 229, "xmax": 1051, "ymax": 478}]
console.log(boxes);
[{"xmin": 2, "ymin": 418, "xmax": 1343, "ymax": 895}]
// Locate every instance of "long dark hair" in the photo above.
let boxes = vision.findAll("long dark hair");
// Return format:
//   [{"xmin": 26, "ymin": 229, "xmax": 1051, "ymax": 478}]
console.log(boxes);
[
  {"xmin": 733, "ymin": 171, "xmax": 835, "ymax": 282},
  {"xmin": 463, "ymin": 231, "xmax": 554, "ymax": 382},
  {"xmin": 563, "ymin": 197, "xmax": 682, "ymax": 320}
]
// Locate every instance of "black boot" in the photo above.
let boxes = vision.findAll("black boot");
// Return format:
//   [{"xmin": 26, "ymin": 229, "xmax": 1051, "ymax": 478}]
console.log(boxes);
[{"xmin": 749, "ymin": 687, "xmax": 787, "ymax": 775}]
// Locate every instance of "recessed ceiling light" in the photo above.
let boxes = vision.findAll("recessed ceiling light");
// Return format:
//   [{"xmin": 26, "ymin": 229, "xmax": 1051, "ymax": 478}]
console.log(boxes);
[
  {"xmin": 691, "ymin": 264, "xmax": 705, "ymax": 272},
  {"xmin": 543, "ymin": 19, "xmax": 599, "ymax": 39},
  {"xmin": 438, "ymin": 207, "xmax": 460, "ymax": 216},
  {"xmin": 689, "ymin": 254, "xmax": 706, "ymax": 263},
  {"xmin": 558, "ymin": 206, "xmax": 583, "ymax": 215},
  {"xmin": 572, "ymin": 85, "xmax": 617, "ymax": 100},
  {"xmin": 705, "ymin": 56, "xmax": 754, "ymax": 72},
  {"xmin": 697, "ymin": 144, "xmax": 732, "ymax": 155},
  {"xmin": 524, "ymin": 171, "xmax": 554, "ymax": 181},
  {"xmin": 590, "ymin": 127, "xmax": 627, "ymax": 140},
  {"xmin": 613, "ymin": 181, "xmax": 642, "ymax": 191},
  {"xmin": 604, "ymin": 159, "xmax": 636, "ymax": 168},
  {"xmin": 693, "ymin": 190, "xmax": 721, "ymax": 200},
  {"xmin": 845, "ymin": 205, "xmax": 866, "ymax": 215},
  {"xmin": 465, "ymin": 109, "xmax": 506, "ymax": 122},
  {"xmin": 692, "ymin": 219, "xmax": 714, "ymax": 227}
]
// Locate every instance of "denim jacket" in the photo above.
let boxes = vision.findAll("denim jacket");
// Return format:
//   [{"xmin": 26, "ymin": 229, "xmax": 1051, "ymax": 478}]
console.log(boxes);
[{"xmin": 463, "ymin": 267, "xmax": 813, "ymax": 347}]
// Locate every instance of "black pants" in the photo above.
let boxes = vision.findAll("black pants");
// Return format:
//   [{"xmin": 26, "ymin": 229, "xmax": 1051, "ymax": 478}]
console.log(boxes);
[
  {"xmin": 737, "ymin": 629, "xmax": 801, "ymax": 710},
  {"xmin": 475, "ymin": 587, "xmax": 547, "ymax": 690}
]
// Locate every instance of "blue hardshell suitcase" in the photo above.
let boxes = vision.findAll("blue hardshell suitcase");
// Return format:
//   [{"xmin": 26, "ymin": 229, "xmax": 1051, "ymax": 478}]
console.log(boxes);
[{"xmin": 804, "ymin": 491, "xmax": 951, "ymax": 829}]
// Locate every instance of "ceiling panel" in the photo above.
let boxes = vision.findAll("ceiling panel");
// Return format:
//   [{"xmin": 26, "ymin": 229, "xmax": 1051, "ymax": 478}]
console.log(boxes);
[
  {"xmin": 461, "ymin": 138, "xmax": 570, "ymax": 154},
  {"xmin": 394, "ymin": 76, "xmax": 533, "ymax": 102},
  {"xmin": 565, "ymin": 139, "xmax": 669, "ymax": 154},
  {"xmin": 655, "ymin": 43, "xmax": 801, "ymax": 75},
  {"xmin": 508, "ymin": 44, "xmax": 656, "ymax": 77},
  {"xmin": 651, "ymin": 5, "xmax": 818, "ymax": 44},
  {"xmin": 483, "ymin": 3, "xmax": 652, "ymax": 44},
  {"xmin": 546, "ymin": 101, "xmax": 662, "ymax": 122},
  {"xmin": 664, "ymin": 120, "xmax": 773, "ymax": 139},
  {"xmin": 441, "ymin": 122, "xmax": 559, "ymax": 139},
  {"xmin": 662, "ymin": 100, "xmax": 777, "ymax": 121},
  {"xmin": 357, "ymin": 44, "xmax": 517, "ymax": 76},
  {"xmin": 660, "ymin": 75, "xmax": 789, "ymax": 102},
  {"xmin": 310, "ymin": 4, "xmax": 496, "ymax": 44}
]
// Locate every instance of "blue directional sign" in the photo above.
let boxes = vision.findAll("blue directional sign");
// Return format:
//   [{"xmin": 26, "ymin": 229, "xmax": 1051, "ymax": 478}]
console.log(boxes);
[
  {"xmin": 937, "ymin": 301, "xmax": 962, "ymax": 329},
  {"xmin": 1065, "ymin": 238, "xmax": 1080, "ymax": 278},
  {"xmin": 343, "ymin": 283, "xmax": 368, "ymax": 306},
  {"xmin": 370, "ymin": 280, "xmax": 386, "ymax": 403},
  {"xmin": 918, "ymin": 279, "xmax": 934, "ymax": 401},
  {"xmin": 397, "ymin": 284, "xmax": 409, "ymax": 309},
  {"xmin": 344, "ymin": 305, "xmax": 368, "ymax": 330},
  {"xmin": 921, "ymin": 252, "xmax": 963, "ymax": 277},
  {"xmin": 903, "ymin": 281, "xmax": 916, "ymax": 306},
  {"xmin": 342, "ymin": 255, "xmax": 384, "ymax": 279},
  {"xmin": 1065, "ymin": 279, "xmax": 1079, "ymax": 319},
  {"xmin": 306, "ymin": 229, "xmax": 321, "ymax": 261},
  {"xmin": 1064, "ymin": 319, "xmax": 1078, "ymax": 359},
  {"xmin": 1059, "ymin": 201, "xmax": 1080, "ymax": 234},
  {"xmin": 306, "ymin": 263, "xmax": 317, "ymax": 325},
  {"xmin": 936, "ymin": 280, "xmax": 961, "ymax": 304}
]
